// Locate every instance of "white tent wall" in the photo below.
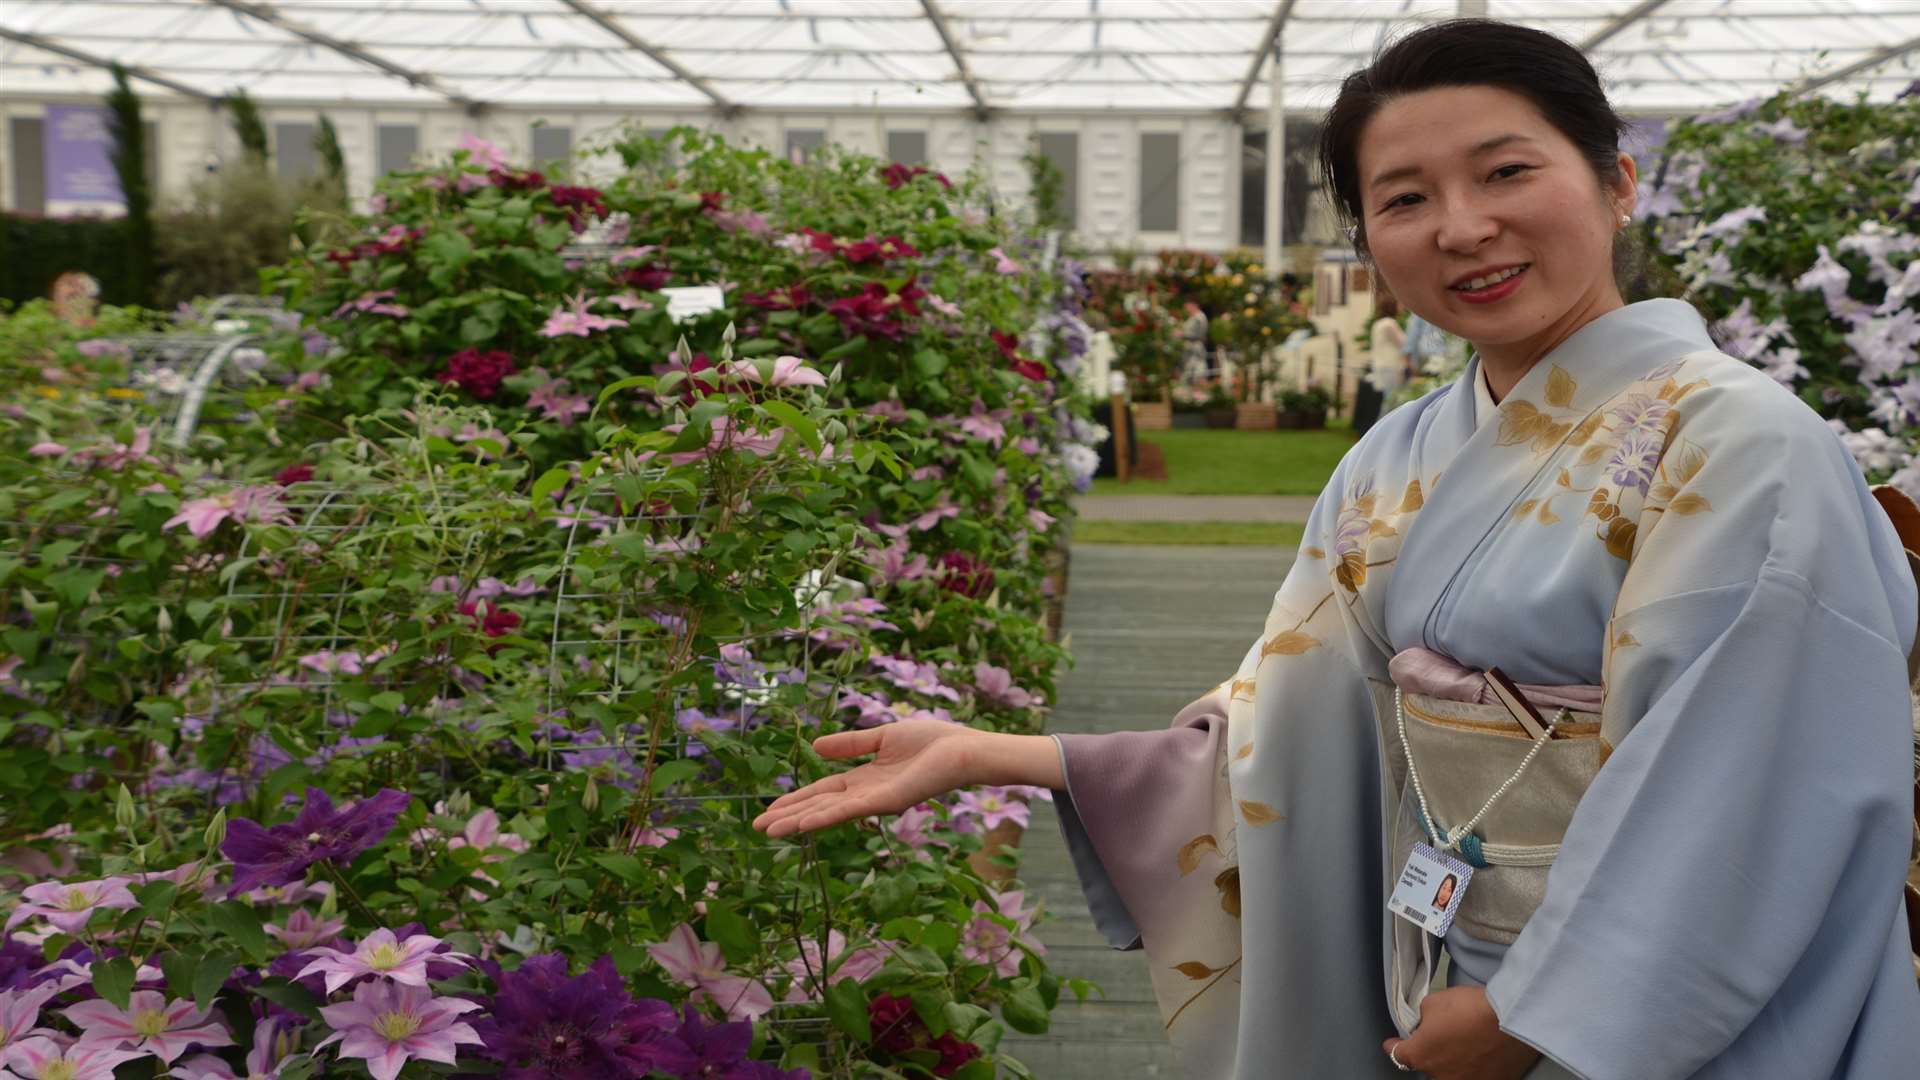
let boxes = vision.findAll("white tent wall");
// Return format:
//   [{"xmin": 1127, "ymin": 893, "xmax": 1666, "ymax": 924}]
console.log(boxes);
[{"xmin": 0, "ymin": 94, "xmax": 1262, "ymax": 254}]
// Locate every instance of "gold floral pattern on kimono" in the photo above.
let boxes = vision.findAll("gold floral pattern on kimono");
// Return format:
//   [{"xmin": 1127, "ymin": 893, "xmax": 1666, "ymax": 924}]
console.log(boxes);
[
  {"xmin": 1325, "ymin": 474, "xmax": 1426, "ymax": 592},
  {"xmin": 1502, "ymin": 359, "xmax": 1717, "ymax": 561}
]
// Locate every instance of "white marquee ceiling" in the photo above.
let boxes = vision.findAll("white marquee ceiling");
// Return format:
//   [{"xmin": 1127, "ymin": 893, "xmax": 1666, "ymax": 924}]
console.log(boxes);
[{"xmin": 1, "ymin": 0, "xmax": 1917, "ymax": 114}]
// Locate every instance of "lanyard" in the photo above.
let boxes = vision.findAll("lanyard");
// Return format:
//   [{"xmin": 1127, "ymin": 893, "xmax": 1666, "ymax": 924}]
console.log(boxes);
[{"xmin": 1394, "ymin": 687, "xmax": 1570, "ymax": 863}]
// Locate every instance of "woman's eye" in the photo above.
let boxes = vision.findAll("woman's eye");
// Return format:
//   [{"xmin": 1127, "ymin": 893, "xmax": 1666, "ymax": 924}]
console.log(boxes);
[
  {"xmin": 1490, "ymin": 163, "xmax": 1532, "ymax": 181},
  {"xmin": 1382, "ymin": 193, "xmax": 1422, "ymax": 211}
]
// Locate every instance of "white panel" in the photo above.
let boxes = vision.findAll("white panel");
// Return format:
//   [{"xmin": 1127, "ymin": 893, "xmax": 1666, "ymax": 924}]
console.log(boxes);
[
  {"xmin": 984, "ymin": 115, "xmax": 1031, "ymax": 215},
  {"xmin": 1082, "ymin": 117, "xmax": 1131, "ymax": 247},
  {"xmin": 421, "ymin": 111, "xmax": 473, "ymax": 162},
  {"xmin": 1184, "ymin": 117, "xmax": 1232, "ymax": 250},
  {"xmin": 826, "ymin": 114, "xmax": 881, "ymax": 158},
  {"xmin": 734, "ymin": 114, "xmax": 778, "ymax": 152},
  {"xmin": 928, "ymin": 116, "xmax": 980, "ymax": 183}
]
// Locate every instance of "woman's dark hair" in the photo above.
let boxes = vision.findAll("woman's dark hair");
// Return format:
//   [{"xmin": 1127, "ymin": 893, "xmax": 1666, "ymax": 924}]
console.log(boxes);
[{"xmin": 1318, "ymin": 19, "xmax": 1631, "ymax": 255}]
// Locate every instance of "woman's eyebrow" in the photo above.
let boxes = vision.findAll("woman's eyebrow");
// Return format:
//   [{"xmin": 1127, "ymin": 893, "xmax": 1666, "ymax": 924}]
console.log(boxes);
[{"xmin": 1369, "ymin": 133, "xmax": 1540, "ymax": 190}]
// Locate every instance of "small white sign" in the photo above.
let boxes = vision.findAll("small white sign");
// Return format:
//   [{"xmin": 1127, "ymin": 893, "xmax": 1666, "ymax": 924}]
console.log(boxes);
[
  {"xmin": 1388, "ymin": 842, "xmax": 1474, "ymax": 937},
  {"xmin": 659, "ymin": 286, "xmax": 727, "ymax": 324}
]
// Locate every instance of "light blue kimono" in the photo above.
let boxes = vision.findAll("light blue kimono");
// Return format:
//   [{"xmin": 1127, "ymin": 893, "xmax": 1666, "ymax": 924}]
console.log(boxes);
[{"xmin": 1053, "ymin": 299, "xmax": 1920, "ymax": 1078}]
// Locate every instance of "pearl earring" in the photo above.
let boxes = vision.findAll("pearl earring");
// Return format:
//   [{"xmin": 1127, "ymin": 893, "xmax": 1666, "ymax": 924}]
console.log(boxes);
[{"xmin": 1619, "ymin": 212, "xmax": 1632, "ymax": 227}]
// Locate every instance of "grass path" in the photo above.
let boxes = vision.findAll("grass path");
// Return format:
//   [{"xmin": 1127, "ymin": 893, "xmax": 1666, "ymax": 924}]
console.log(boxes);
[{"xmin": 1089, "ymin": 427, "xmax": 1355, "ymax": 497}]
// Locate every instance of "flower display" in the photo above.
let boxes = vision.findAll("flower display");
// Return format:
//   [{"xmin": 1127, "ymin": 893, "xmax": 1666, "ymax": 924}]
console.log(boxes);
[
  {"xmin": 62, "ymin": 990, "xmax": 233, "ymax": 1064},
  {"xmin": 437, "ymin": 348, "xmax": 517, "ymax": 400},
  {"xmin": 222, "ymin": 787, "xmax": 410, "ymax": 895},
  {"xmin": 316, "ymin": 979, "xmax": 484, "ymax": 1080}
]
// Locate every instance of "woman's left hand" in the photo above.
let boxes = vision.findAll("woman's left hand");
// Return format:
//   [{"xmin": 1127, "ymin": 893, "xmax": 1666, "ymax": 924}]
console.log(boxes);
[{"xmin": 1382, "ymin": 987, "xmax": 1540, "ymax": 1080}]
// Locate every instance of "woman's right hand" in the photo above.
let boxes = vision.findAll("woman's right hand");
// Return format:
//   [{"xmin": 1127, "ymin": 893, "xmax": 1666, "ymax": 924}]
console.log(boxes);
[{"xmin": 751, "ymin": 720, "xmax": 985, "ymax": 838}]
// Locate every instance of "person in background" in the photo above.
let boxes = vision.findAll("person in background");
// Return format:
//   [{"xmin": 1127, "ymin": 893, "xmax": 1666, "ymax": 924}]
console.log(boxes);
[
  {"xmin": 1370, "ymin": 293, "xmax": 1411, "ymax": 398},
  {"xmin": 1179, "ymin": 301, "xmax": 1212, "ymax": 382}
]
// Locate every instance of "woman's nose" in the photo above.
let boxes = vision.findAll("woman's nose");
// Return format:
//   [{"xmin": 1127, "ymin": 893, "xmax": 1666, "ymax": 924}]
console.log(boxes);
[{"xmin": 1435, "ymin": 201, "xmax": 1498, "ymax": 255}]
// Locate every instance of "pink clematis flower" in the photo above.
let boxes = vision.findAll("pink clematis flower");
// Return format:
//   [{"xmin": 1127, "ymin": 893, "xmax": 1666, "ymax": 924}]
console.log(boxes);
[
  {"xmin": 163, "ymin": 486, "xmax": 290, "ymax": 539},
  {"xmin": 64, "ymin": 991, "xmax": 233, "ymax": 1064},
  {"xmin": 972, "ymin": 662, "xmax": 1038, "ymax": 709},
  {"xmin": 645, "ymin": 924, "xmax": 773, "ymax": 1021},
  {"xmin": 316, "ymin": 980, "xmax": 483, "ymax": 1080},
  {"xmin": 725, "ymin": 355, "xmax": 828, "ymax": 389},
  {"xmin": 297, "ymin": 650, "xmax": 363, "ymax": 677},
  {"xmin": 89, "ymin": 427, "xmax": 156, "ymax": 472},
  {"xmin": 265, "ymin": 907, "xmax": 348, "ymax": 950},
  {"xmin": 988, "ymin": 246, "xmax": 1022, "ymax": 274},
  {"xmin": 958, "ymin": 889, "xmax": 1045, "ymax": 978},
  {"xmin": 331, "ymin": 290, "xmax": 409, "ymax": 319},
  {"xmin": 26, "ymin": 442, "xmax": 67, "ymax": 457},
  {"xmin": 35, "ymin": 959, "xmax": 165, "ymax": 995},
  {"xmin": 526, "ymin": 375, "xmax": 591, "ymax": 425},
  {"xmin": 781, "ymin": 930, "xmax": 888, "ymax": 1002},
  {"xmin": 887, "ymin": 804, "xmax": 942, "ymax": 849},
  {"xmin": 456, "ymin": 133, "xmax": 508, "ymax": 170},
  {"xmin": 0, "ymin": 1036, "xmax": 149, "ymax": 1079},
  {"xmin": 298, "ymin": 928, "xmax": 469, "ymax": 995},
  {"xmin": 172, "ymin": 1016, "xmax": 299, "ymax": 1079},
  {"xmin": 538, "ymin": 292, "xmax": 629, "ymax": 338},
  {"xmin": 952, "ymin": 786, "xmax": 1033, "ymax": 832},
  {"xmin": 0, "ymin": 984, "xmax": 61, "ymax": 1061},
  {"xmin": 5, "ymin": 877, "xmax": 138, "ymax": 935}
]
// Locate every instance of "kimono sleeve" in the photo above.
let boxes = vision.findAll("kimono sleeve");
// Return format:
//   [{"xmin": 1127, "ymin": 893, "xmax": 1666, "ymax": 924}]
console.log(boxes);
[{"xmin": 1484, "ymin": 379, "xmax": 1920, "ymax": 1079}]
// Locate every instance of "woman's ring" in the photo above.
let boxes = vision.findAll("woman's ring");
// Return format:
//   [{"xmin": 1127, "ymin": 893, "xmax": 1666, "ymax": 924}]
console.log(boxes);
[{"xmin": 1389, "ymin": 1043, "xmax": 1412, "ymax": 1072}]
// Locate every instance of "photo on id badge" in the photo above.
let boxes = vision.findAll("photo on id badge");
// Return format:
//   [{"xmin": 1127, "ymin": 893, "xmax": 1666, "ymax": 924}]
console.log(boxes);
[{"xmin": 1389, "ymin": 842, "xmax": 1474, "ymax": 936}]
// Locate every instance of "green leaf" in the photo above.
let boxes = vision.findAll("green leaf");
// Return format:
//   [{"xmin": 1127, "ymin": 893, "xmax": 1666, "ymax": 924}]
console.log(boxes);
[
  {"xmin": 92, "ymin": 956, "xmax": 136, "ymax": 1010},
  {"xmin": 591, "ymin": 853, "xmax": 647, "ymax": 884},
  {"xmin": 531, "ymin": 467, "xmax": 571, "ymax": 511},
  {"xmin": 249, "ymin": 977, "xmax": 324, "ymax": 1021},
  {"xmin": 648, "ymin": 759, "xmax": 702, "ymax": 793},
  {"xmin": 162, "ymin": 950, "xmax": 200, "ymax": 1002},
  {"xmin": 704, "ymin": 903, "xmax": 755, "ymax": 964},
  {"xmin": 1000, "ymin": 984, "xmax": 1050, "ymax": 1034},
  {"xmin": 824, "ymin": 978, "xmax": 872, "ymax": 1044},
  {"xmin": 911, "ymin": 349, "xmax": 948, "ymax": 377},
  {"xmin": 911, "ymin": 989, "xmax": 950, "ymax": 1036},
  {"xmin": 870, "ymin": 872, "xmax": 916, "ymax": 921},
  {"xmin": 920, "ymin": 919, "xmax": 959, "ymax": 959},
  {"xmin": 194, "ymin": 949, "xmax": 240, "ymax": 1010},
  {"xmin": 593, "ymin": 374, "xmax": 656, "ymax": 417},
  {"xmin": 134, "ymin": 881, "xmax": 178, "ymax": 919},
  {"xmin": 204, "ymin": 901, "xmax": 269, "ymax": 962}
]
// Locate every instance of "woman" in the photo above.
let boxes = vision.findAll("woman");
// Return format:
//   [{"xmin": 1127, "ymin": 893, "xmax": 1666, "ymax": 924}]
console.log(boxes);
[
  {"xmin": 756, "ymin": 20, "xmax": 1920, "ymax": 1080},
  {"xmin": 1370, "ymin": 292, "xmax": 1411, "ymax": 398}
]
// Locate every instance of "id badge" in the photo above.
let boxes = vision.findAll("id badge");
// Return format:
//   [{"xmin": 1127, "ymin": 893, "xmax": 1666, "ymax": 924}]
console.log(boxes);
[{"xmin": 1388, "ymin": 842, "xmax": 1473, "ymax": 937}]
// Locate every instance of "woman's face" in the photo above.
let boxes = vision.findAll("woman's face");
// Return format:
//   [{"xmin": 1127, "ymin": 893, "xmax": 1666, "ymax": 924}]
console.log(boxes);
[{"xmin": 1356, "ymin": 85, "xmax": 1636, "ymax": 357}]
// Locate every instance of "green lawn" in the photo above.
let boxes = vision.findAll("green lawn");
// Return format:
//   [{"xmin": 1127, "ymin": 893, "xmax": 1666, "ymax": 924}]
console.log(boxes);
[
  {"xmin": 1072, "ymin": 520, "xmax": 1308, "ymax": 546},
  {"xmin": 1090, "ymin": 427, "xmax": 1356, "ymax": 496}
]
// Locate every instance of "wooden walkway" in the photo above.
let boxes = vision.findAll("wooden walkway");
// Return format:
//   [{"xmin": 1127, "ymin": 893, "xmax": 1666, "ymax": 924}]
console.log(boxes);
[{"xmin": 1002, "ymin": 543, "xmax": 1292, "ymax": 1078}]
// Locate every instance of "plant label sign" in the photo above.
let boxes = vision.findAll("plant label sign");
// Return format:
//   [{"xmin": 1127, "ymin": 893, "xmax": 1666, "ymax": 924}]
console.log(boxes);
[{"xmin": 660, "ymin": 286, "xmax": 726, "ymax": 324}]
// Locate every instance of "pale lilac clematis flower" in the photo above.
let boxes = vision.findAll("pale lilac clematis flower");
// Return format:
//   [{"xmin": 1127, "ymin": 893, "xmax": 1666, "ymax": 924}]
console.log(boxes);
[
  {"xmin": 958, "ymin": 401, "xmax": 1007, "ymax": 447},
  {"xmin": 456, "ymin": 133, "xmax": 507, "ymax": 171},
  {"xmin": 5, "ymin": 877, "xmax": 138, "ymax": 935},
  {"xmin": 1795, "ymin": 244, "xmax": 1854, "ymax": 307},
  {"xmin": 0, "ymin": 1036, "xmax": 148, "ymax": 1080},
  {"xmin": 315, "ymin": 980, "xmax": 483, "ymax": 1080},
  {"xmin": 265, "ymin": 907, "xmax": 347, "ymax": 950},
  {"xmin": 959, "ymin": 889, "xmax": 1044, "ymax": 978},
  {"xmin": 645, "ymin": 924, "xmax": 773, "ymax": 1021},
  {"xmin": 863, "ymin": 539, "xmax": 930, "ymax": 587},
  {"xmin": 299, "ymin": 929, "xmax": 469, "ymax": 995},
  {"xmin": 539, "ymin": 293, "xmax": 629, "ymax": 338},
  {"xmin": 64, "ymin": 991, "xmax": 233, "ymax": 1064},
  {"xmin": 761, "ymin": 355, "xmax": 828, "ymax": 388},
  {"xmin": 171, "ymin": 1015, "xmax": 299, "ymax": 1078},
  {"xmin": 26, "ymin": 442, "xmax": 66, "ymax": 458},
  {"xmin": 923, "ymin": 294, "xmax": 962, "ymax": 318},
  {"xmin": 952, "ymin": 786, "xmax": 1032, "ymax": 831},
  {"xmin": 871, "ymin": 656, "xmax": 963, "ymax": 701},
  {"xmin": 887, "ymin": 804, "xmax": 941, "ymax": 849},
  {"xmin": 987, "ymin": 246, "xmax": 1022, "ymax": 274},
  {"xmin": 972, "ymin": 662, "xmax": 1038, "ymax": 709},
  {"xmin": 35, "ymin": 959, "xmax": 164, "ymax": 995},
  {"xmin": 603, "ymin": 292, "xmax": 653, "ymax": 312},
  {"xmin": 331, "ymin": 291, "xmax": 408, "ymax": 319},
  {"xmin": 527, "ymin": 376, "xmax": 591, "ymax": 425},
  {"xmin": 297, "ymin": 650, "xmax": 363, "ymax": 677}
]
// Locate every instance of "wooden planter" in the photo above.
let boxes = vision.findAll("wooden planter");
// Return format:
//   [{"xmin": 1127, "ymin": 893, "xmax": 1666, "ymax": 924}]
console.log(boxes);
[
  {"xmin": 1133, "ymin": 401, "xmax": 1173, "ymax": 430},
  {"xmin": 1203, "ymin": 407, "xmax": 1238, "ymax": 429},
  {"xmin": 967, "ymin": 819, "xmax": 1029, "ymax": 884},
  {"xmin": 1276, "ymin": 407, "xmax": 1328, "ymax": 430},
  {"xmin": 1235, "ymin": 402, "xmax": 1279, "ymax": 430},
  {"xmin": 1170, "ymin": 409, "xmax": 1206, "ymax": 429}
]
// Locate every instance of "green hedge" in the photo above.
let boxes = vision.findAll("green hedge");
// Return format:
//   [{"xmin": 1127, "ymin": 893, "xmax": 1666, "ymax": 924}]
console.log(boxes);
[{"xmin": 0, "ymin": 214, "xmax": 139, "ymax": 307}]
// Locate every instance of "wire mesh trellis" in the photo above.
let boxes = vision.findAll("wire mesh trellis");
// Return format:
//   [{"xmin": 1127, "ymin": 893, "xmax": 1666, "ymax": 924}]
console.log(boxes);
[{"xmin": 99, "ymin": 333, "xmax": 275, "ymax": 447}]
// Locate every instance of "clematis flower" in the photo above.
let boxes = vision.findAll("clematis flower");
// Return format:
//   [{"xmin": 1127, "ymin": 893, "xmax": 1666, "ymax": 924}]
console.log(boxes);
[
  {"xmin": 87, "ymin": 427, "xmax": 156, "ymax": 472},
  {"xmin": 170, "ymin": 1016, "xmax": 299, "ymax": 1080},
  {"xmin": 437, "ymin": 348, "xmax": 516, "ymax": 400},
  {"xmin": 0, "ymin": 1036, "xmax": 148, "ymax": 1080},
  {"xmin": 972, "ymin": 662, "xmax": 1038, "ymax": 709},
  {"xmin": 863, "ymin": 539, "xmax": 929, "ymax": 586},
  {"xmin": 953, "ymin": 786, "xmax": 1032, "ymax": 831},
  {"xmin": 265, "ymin": 907, "xmax": 347, "ymax": 950},
  {"xmin": 456, "ymin": 133, "xmax": 508, "ymax": 170},
  {"xmin": 887, "ymin": 804, "xmax": 941, "ymax": 849},
  {"xmin": 34, "ymin": 959, "xmax": 165, "ymax": 995},
  {"xmin": 473, "ymin": 953, "xmax": 694, "ymax": 1079},
  {"xmin": 539, "ymin": 293, "xmax": 628, "ymax": 338},
  {"xmin": 958, "ymin": 400, "xmax": 1007, "ymax": 447},
  {"xmin": 0, "ymin": 984, "xmax": 60, "ymax": 1060},
  {"xmin": 331, "ymin": 290, "xmax": 409, "ymax": 319},
  {"xmin": 527, "ymin": 374, "xmax": 590, "ymax": 425},
  {"xmin": 273, "ymin": 462, "xmax": 314, "ymax": 486},
  {"xmin": 316, "ymin": 979, "xmax": 483, "ymax": 1080},
  {"xmin": 26, "ymin": 442, "xmax": 66, "ymax": 457},
  {"xmin": 740, "ymin": 285, "xmax": 812, "ymax": 311},
  {"xmin": 645, "ymin": 924, "xmax": 773, "ymax": 1021},
  {"xmin": 64, "ymin": 991, "xmax": 233, "ymax": 1064},
  {"xmin": 935, "ymin": 550, "xmax": 994, "ymax": 598},
  {"xmin": 958, "ymin": 889, "xmax": 1044, "ymax": 978},
  {"xmin": 459, "ymin": 600, "xmax": 521, "ymax": 639},
  {"xmin": 298, "ymin": 929, "xmax": 468, "ymax": 995},
  {"xmin": 4, "ymin": 878, "xmax": 138, "ymax": 935},
  {"xmin": 988, "ymin": 246, "xmax": 1022, "ymax": 274},
  {"xmin": 782, "ymin": 930, "xmax": 887, "ymax": 1002},
  {"xmin": 871, "ymin": 656, "xmax": 962, "ymax": 702},
  {"xmin": 297, "ymin": 650, "xmax": 363, "ymax": 677},
  {"xmin": 163, "ymin": 486, "xmax": 290, "ymax": 540},
  {"xmin": 222, "ymin": 787, "xmax": 411, "ymax": 896},
  {"xmin": 672, "ymin": 1005, "xmax": 807, "ymax": 1080}
]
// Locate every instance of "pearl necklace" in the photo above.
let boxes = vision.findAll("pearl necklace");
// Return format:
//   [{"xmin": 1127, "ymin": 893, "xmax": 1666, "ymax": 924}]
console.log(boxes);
[{"xmin": 1395, "ymin": 687, "xmax": 1569, "ymax": 865}]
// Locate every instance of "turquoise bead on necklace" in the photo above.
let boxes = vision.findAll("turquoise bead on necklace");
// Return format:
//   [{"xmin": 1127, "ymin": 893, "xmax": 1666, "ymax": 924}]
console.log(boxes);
[{"xmin": 1415, "ymin": 807, "xmax": 1489, "ymax": 868}]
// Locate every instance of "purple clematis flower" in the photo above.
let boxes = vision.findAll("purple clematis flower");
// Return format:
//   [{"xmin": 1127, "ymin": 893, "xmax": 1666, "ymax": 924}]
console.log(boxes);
[
  {"xmin": 673, "ymin": 1005, "xmax": 810, "ymax": 1079},
  {"xmin": 474, "ymin": 953, "xmax": 696, "ymax": 1079},
  {"xmin": 222, "ymin": 787, "xmax": 410, "ymax": 896}
]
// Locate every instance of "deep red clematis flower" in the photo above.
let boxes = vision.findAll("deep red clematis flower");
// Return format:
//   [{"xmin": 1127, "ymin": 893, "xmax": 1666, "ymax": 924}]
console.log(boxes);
[
  {"xmin": 800, "ymin": 227, "xmax": 843, "ymax": 256},
  {"xmin": 438, "ymin": 348, "xmax": 517, "ymax": 400},
  {"xmin": 880, "ymin": 162, "xmax": 953, "ymax": 190},
  {"xmin": 740, "ymin": 285, "xmax": 813, "ymax": 311},
  {"xmin": 841, "ymin": 235, "xmax": 921, "ymax": 264},
  {"xmin": 936, "ymin": 550, "xmax": 995, "ymax": 598},
  {"xmin": 990, "ymin": 329, "xmax": 1021, "ymax": 360},
  {"xmin": 274, "ymin": 463, "xmax": 315, "ymax": 486},
  {"xmin": 826, "ymin": 279, "xmax": 922, "ymax": 342},
  {"xmin": 487, "ymin": 168, "xmax": 546, "ymax": 191},
  {"xmin": 1012, "ymin": 359, "xmax": 1050, "ymax": 382},
  {"xmin": 549, "ymin": 184, "xmax": 609, "ymax": 231},
  {"xmin": 866, "ymin": 992, "xmax": 980, "ymax": 1076},
  {"xmin": 620, "ymin": 264, "xmax": 673, "ymax": 291},
  {"xmin": 460, "ymin": 599, "xmax": 522, "ymax": 638},
  {"xmin": 699, "ymin": 191, "xmax": 725, "ymax": 213}
]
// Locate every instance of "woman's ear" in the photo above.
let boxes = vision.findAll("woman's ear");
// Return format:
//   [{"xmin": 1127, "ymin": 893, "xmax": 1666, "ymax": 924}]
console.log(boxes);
[{"xmin": 1612, "ymin": 152, "xmax": 1639, "ymax": 223}]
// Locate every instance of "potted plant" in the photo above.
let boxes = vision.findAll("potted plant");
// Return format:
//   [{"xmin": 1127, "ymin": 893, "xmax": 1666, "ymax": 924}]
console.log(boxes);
[
  {"xmin": 1171, "ymin": 382, "xmax": 1208, "ymax": 427},
  {"xmin": 1203, "ymin": 380, "xmax": 1238, "ymax": 428},
  {"xmin": 1278, "ymin": 386, "xmax": 1333, "ymax": 429}
]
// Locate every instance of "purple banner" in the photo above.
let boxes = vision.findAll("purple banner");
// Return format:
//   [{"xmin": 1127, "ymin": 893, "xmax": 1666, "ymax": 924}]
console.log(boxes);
[{"xmin": 44, "ymin": 104, "xmax": 124, "ymax": 213}]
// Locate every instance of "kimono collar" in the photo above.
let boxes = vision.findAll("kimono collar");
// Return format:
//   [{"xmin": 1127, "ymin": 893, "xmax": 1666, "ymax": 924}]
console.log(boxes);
[{"xmin": 1456, "ymin": 298, "xmax": 1714, "ymax": 430}]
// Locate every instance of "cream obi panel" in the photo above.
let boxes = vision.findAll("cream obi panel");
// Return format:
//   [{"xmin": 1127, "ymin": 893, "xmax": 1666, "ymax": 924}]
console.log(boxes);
[{"xmin": 1368, "ymin": 679, "xmax": 1607, "ymax": 1032}]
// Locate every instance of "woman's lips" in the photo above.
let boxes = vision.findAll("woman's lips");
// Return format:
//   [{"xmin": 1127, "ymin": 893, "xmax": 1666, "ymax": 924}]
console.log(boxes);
[{"xmin": 1451, "ymin": 264, "xmax": 1529, "ymax": 305}]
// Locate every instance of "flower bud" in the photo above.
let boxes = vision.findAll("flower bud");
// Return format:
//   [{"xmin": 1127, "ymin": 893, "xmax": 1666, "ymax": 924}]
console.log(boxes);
[
  {"xmin": 114, "ymin": 784, "xmax": 137, "ymax": 832},
  {"xmin": 154, "ymin": 606, "xmax": 172, "ymax": 635},
  {"xmin": 582, "ymin": 775, "xmax": 601, "ymax": 813},
  {"xmin": 204, "ymin": 808, "xmax": 227, "ymax": 852}
]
